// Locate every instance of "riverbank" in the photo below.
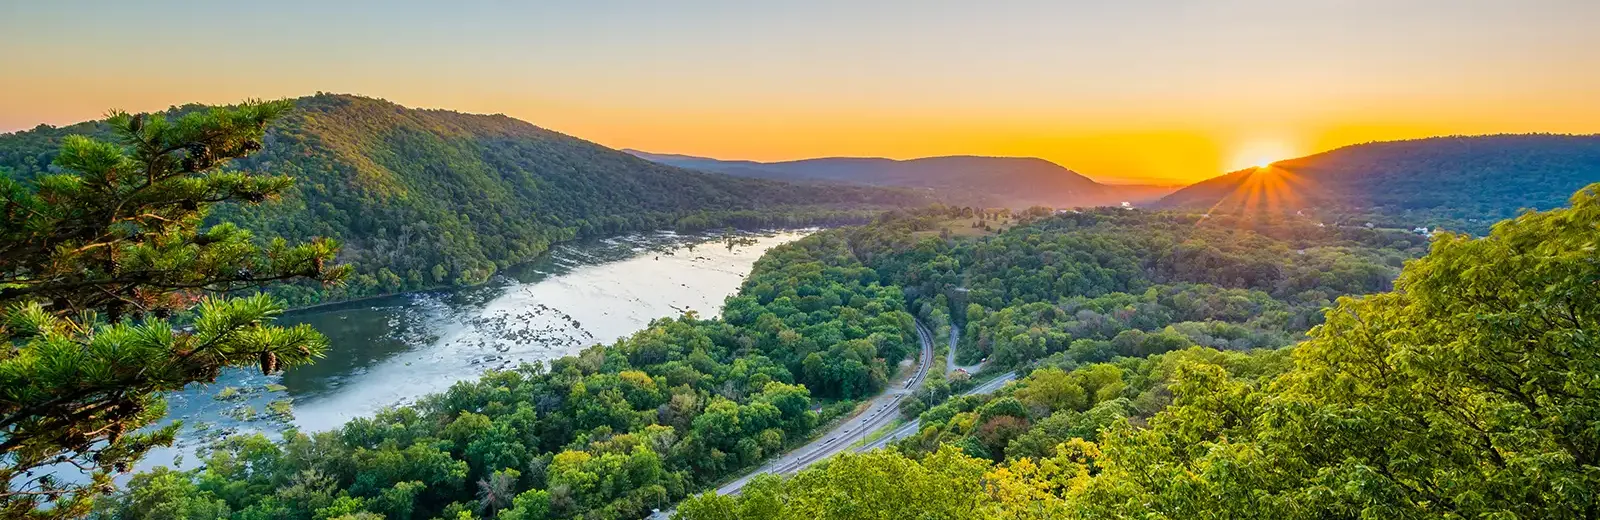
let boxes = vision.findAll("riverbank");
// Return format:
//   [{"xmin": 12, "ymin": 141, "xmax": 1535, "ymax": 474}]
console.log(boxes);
[
  {"xmin": 278, "ymin": 227, "xmax": 812, "ymax": 316},
  {"xmin": 137, "ymin": 229, "xmax": 815, "ymax": 474}
]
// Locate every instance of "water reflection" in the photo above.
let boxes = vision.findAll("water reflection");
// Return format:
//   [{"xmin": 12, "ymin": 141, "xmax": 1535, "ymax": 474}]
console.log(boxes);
[{"xmin": 143, "ymin": 229, "xmax": 808, "ymax": 471}]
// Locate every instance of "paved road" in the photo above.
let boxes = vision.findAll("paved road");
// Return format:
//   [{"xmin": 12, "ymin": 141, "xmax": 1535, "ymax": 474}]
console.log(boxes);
[
  {"xmin": 654, "ymin": 320, "xmax": 1020, "ymax": 518},
  {"xmin": 945, "ymin": 323, "xmax": 983, "ymax": 375},
  {"xmin": 708, "ymin": 317, "xmax": 937, "ymax": 496},
  {"xmin": 856, "ymin": 369, "xmax": 1018, "ymax": 452}
]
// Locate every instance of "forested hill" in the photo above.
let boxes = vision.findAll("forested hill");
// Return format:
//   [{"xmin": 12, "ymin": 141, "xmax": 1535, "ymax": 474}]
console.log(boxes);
[
  {"xmin": 626, "ymin": 150, "xmax": 1178, "ymax": 208},
  {"xmin": 93, "ymin": 205, "xmax": 1430, "ymax": 520},
  {"xmin": 0, "ymin": 94, "xmax": 923, "ymax": 302},
  {"xmin": 1154, "ymin": 134, "xmax": 1600, "ymax": 233}
]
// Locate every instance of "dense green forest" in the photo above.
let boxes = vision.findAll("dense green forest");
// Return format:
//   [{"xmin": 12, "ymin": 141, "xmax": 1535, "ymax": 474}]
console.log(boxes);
[
  {"xmin": 88, "ymin": 202, "xmax": 1441, "ymax": 519},
  {"xmin": 679, "ymin": 182, "xmax": 1600, "ymax": 518},
  {"xmin": 873, "ymin": 208, "xmax": 1419, "ymax": 371},
  {"xmin": 0, "ymin": 100, "xmax": 911, "ymax": 520},
  {"xmin": 0, "ymin": 94, "xmax": 922, "ymax": 304},
  {"xmin": 2, "ymin": 102, "xmax": 349, "ymax": 519},
  {"xmin": 13, "ymin": 99, "xmax": 1596, "ymax": 518},
  {"xmin": 87, "ymin": 226, "xmax": 921, "ymax": 520},
  {"xmin": 1156, "ymin": 134, "xmax": 1600, "ymax": 234}
]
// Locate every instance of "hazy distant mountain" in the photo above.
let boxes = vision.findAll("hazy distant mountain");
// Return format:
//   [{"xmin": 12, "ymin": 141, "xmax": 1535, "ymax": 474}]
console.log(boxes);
[
  {"xmin": 626, "ymin": 150, "xmax": 1177, "ymax": 208},
  {"xmin": 1155, "ymin": 135, "xmax": 1600, "ymax": 233}
]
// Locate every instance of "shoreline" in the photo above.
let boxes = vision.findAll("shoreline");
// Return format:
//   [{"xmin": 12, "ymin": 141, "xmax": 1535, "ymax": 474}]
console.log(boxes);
[
  {"xmin": 279, "ymin": 226, "xmax": 812, "ymax": 317},
  {"xmin": 128, "ymin": 228, "xmax": 817, "ymax": 477}
]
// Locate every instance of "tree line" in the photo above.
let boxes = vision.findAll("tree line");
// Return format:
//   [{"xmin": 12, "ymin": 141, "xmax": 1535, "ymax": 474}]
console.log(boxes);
[
  {"xmin": 9, "ymin": 98, "xmax": 1597, "ymax": 519},
  {"xmin": 0, "ymin": 94, "xmax": 924, "ymax": 308},
  {"xmin": 678, "ymin": 182, "xmax": 1600, "ymax": 519}
]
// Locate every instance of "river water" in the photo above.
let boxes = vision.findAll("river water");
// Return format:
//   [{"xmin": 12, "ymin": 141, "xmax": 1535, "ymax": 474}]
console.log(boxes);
[{"xmin": 140, "ymin": 229, "xmax": 808, "ymax": 471}]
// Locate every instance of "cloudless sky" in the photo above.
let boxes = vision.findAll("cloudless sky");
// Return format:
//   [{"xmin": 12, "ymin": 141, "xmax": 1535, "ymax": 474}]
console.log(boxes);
[{"xmin": 4, "ymin": 0, "xmax": 1598, "ymax": 183}]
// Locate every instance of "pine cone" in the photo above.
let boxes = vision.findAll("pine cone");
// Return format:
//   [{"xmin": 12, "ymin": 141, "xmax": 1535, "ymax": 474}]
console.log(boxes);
[
  {"xmin": 129, "ymin": 114, "xmax": 143, "ymax": 132},
  {"xmin": 242, "ymin": 139, "xmax": 263, "ymax": 152},
  {"xmin": 259, "ymin": 351, "xmax": 278, "ymax": 375},
  {"xmin": 184, "ymin": 144, "xmax": 213, "ymax": 171}
]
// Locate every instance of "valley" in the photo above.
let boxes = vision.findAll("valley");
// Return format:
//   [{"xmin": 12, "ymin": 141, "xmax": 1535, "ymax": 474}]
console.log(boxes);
[
  {"xmin": 139, "ymin": 230, "xmax": 810, "ymax": 473},
  {"xmin": 10, "ymin": 104, "xmax": 1596, "ymax": 518},
  {"xmin": 3, "ymin": 61, "xmax": 1598, "ymax": 520}
]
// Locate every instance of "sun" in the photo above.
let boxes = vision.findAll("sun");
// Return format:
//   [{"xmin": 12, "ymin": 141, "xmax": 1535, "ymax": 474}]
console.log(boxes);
[{"xmin": 1227, "ymin": 139, "xmax": 1299, "ymax": 171}]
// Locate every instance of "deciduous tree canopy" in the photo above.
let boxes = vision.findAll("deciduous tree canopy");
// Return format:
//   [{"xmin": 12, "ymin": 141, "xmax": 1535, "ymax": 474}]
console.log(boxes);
[
  {"xmin": 681, "ymin": 183, "xmax": 1600, "ymax": 519},
  {"xmin": 0, "ymin": 94, "xmax": 923, "ymax": 306}
]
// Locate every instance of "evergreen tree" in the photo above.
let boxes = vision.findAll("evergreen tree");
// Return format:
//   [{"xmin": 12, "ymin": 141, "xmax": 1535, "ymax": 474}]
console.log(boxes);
[{"xmin": 0, "ymin": 100, "xmax": 346, "ymax": 519}]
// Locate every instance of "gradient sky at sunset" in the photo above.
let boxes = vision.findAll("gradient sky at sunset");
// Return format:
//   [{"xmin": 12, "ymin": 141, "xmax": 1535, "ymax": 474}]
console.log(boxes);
[{"xmin": 4, "ymin": 1, "xmax": 1598, "ymax": 184}]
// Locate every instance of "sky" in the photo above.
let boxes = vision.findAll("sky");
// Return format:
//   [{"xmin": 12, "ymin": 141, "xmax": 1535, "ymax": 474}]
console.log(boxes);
[{"xmin": 3, "ymin": 1, "xmax": 1598, "ymax": 184}]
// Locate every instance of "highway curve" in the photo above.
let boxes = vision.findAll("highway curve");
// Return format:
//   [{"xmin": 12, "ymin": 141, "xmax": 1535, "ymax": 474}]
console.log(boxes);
[
  {"xmin": 709, "ymin": 317, "xmax": 936, "ymax": 496},
  {"xmin": 653, "ymin": 319, "xmax": 1018, "ymax": 518},
  {"xmin": 856, "ymin": 369, "xmax": 1017, "ymax": 452}
]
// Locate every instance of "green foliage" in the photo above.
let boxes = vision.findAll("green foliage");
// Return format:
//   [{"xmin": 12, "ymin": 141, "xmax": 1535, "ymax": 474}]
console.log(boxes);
[
  {"xmin": 1, "ymin": 101, "xmax": 344, "ymax": 519},
  {"xmin": 92, "ymin": 225, "xmax": 923, "ymax": 519},
  {"xmin": 688, "ymin": 183, "xmax": 1600, "ymax": 519},
  {"xmin": 1158, "ymin": 134, "xmax": 1600, "ymax": 234},
  {"xmin": 675, "ymin": 447, "xmax": 992, "ymax": 520},
  {"xmin": 726, "ymin": 231, "xmax": 917, "ymax": 399},
  {"xmin": 81, "ymin": 155, "xmax": 1600, "ymax": 519},
  {"xmin": 0, "ymin": 94, "xmax": 924, "ymax": 306},
  {"xmin": 794, "ymin": 205, "xmax": 1417, "ymax": 378},
  {"xmin": 88, "ymin": 468, "xmax": 230, "ymax": 520},
  {"xmin": 942, "ymin": 209, "xmax": 1414, "ymax": 368}
]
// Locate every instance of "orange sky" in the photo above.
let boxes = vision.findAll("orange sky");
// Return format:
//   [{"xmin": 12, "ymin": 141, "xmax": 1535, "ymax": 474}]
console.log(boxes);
[{"xmin": 4, "ymin": 1, "xmax": 1598, "ymax": 185}]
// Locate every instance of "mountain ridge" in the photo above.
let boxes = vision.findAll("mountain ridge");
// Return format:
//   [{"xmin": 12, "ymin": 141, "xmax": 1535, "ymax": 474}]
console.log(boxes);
[
  {"xmin": 1154, "ymin": 134, "xmax": 1600, "ymax": 233},
  {"xmin": 625, "ymin": 149, "xmax": 1178, "ymax": 208},
  {"xmin": 0, "ymin": 93, "xmax": 924, "ymax": 303}
]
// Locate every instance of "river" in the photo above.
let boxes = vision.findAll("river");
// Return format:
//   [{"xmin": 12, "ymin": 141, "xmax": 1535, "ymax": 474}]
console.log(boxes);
[{"xmin": 139, "ymin": 229, "xmax": 808, "ymax": 472}]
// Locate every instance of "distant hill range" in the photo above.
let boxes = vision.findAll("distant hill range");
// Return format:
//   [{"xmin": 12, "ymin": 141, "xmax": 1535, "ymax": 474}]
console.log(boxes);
[
  {"xmin": 0, "ymin": 94, "xmax": 922, "ymax": 299},
  {"xmin": 1155, "ymin": 135, "xmax": 1600, "ymax": 233},
  {"xmin": 626, "ymin": 150, "xmax": 1178, "ymax": 208}
]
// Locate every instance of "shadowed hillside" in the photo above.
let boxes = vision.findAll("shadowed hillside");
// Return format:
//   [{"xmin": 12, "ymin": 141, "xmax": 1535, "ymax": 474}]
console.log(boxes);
[
  {"xmin": 0, "ymin": 94, "xmax": 924, "ymax": 302},
  {"xmin": 1155, "ymin": 134, "xmax": 1600, "ymax": 233}
]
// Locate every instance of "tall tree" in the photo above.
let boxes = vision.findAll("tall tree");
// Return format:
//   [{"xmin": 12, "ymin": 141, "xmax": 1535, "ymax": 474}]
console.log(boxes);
[
  {"xmin": 476, "ymin": 469, "xmax": 519, "ymax": 518},
  {"xmin": 0, "ymin": 100, "xmax": 346, "ymax": 519}
]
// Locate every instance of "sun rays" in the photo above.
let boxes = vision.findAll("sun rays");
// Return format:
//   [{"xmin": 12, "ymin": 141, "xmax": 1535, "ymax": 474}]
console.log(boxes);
[{"xmin": 1202, "ymin": 164, "xmax": 1321, "ymax": 220}]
